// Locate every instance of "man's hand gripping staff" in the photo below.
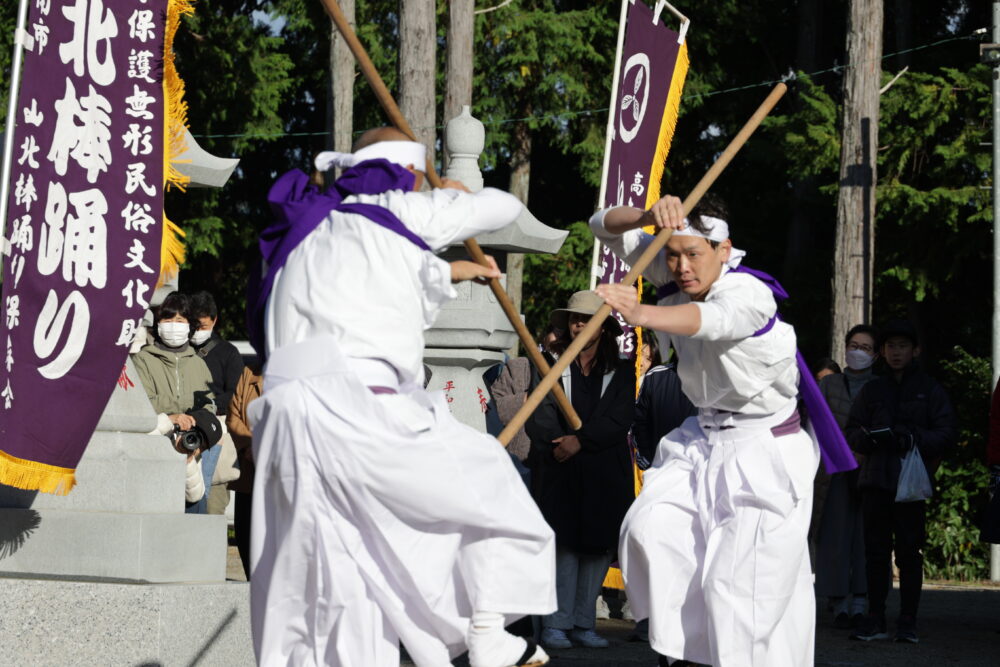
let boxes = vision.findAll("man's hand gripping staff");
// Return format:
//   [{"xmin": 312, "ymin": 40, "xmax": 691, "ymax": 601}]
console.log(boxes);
[{"xmin": 498, "ymin": 83, "xmax": 788, "ymax": 446}]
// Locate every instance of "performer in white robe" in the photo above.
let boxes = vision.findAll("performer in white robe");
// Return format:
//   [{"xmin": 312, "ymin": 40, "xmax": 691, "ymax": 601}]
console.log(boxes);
[
  {"xmin": 249, "ymin": 128, "xmax": 556, "ymax": 667},
  {"xmin": 593, "ymin": 195, "xmax": 819, "ymax": 667}
]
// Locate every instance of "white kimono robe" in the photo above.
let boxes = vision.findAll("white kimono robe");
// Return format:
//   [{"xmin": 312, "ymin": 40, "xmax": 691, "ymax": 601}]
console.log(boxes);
[
  {"xmin": 591, "ymin": 212, "xmax": 819, "ymax": 666},
  {"xmin": 249, "ymin": 187, "xmax": 557, "ymax": 666}
]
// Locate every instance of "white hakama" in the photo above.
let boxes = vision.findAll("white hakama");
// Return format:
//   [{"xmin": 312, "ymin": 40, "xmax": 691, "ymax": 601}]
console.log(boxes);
[
  {"xmin": 251, "ymin": 183, "xmax": 557, "ymax": 666},
  {"xmin": 620, "ymin": 403, "xmax": 818, "ymax": 667},
  {"xmin": 250, "ymin": 337, "xmax": 556, "ymax": 666}
]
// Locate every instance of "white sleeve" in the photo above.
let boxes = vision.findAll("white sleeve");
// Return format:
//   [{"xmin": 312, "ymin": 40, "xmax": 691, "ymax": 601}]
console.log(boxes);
[
  {"xmin": 185, "ymin": 457, "xmax": 205, "ymax": 503},
  {"xmin": 691, "ymin": 273, "xmax": 776, "ymax": 341},
  {"xmin": 404, "ymin": 187, "xmax": 523, "ymax": 251},
  {"xmin": 588, "ymin": 207, "xmax": 672, "ymax": 287}
]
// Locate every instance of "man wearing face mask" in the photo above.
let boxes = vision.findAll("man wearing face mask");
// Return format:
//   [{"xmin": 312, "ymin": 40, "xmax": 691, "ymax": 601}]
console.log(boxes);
[
  {"xmin": 190, "ymin": 291, "xmax": 245, "ymax": 416},
  {"xmin": 189, "ymin": 291, "xmax": 245, "ymax": 515},
  {"xmin": 814, "ymin": 324, "xmax": 879, "ymax": 629}
]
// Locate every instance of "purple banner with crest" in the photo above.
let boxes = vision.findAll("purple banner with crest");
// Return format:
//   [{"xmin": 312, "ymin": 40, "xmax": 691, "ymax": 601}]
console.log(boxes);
[
  {"xmin": 597, "ymin": 0, "xmax": 685, "ymax": 358},
  {"xmin": 0, "ymin": 0, "xmax": 165, "ymax": 491}
]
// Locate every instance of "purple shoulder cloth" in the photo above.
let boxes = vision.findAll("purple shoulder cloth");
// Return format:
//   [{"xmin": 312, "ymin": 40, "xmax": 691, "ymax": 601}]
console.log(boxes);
[
  {"xmin": 247, "ymin": 159, "xmax": 429, "ymax": 360},
  {"xmin": 731, "ymin": 265, "xmax": 858, "ymax": 474}
]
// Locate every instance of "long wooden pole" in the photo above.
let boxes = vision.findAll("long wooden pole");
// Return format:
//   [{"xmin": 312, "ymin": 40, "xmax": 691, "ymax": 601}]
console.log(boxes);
[
  {"xmin": 498, "ymin": 83, "xmax": 788, "ymax": 445},
  {"xmin": 317, "ymin": 0, "xmax": 582, "ymax": 430}
]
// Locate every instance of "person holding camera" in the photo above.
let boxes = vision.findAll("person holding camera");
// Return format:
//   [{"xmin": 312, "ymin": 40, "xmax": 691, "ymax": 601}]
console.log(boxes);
[
  {"xmin": 845, "ymin": 320, "xmax": 956, "ymax": 644},
  {"xmin": 132, "ymin": 292, "xmax": 223, "ymax": 513}
]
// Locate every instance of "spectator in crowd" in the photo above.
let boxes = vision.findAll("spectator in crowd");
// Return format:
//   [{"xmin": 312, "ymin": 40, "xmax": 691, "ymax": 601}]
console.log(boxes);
[
  {"xmin": 189, "ymin": 291, "xmax": 245, "ymax": 515},
  {"xmin": 491, "ymin": 355, "xmax": 533, "ymax": 463},
  {"xmin": 632, "ymin": 333, "xmax": 696, "ymax": 471},
  {"xmin": 526, "ymin": 290, "xmax": 636, "ymax": 651},
  {"xmin": 814, "ymin": 357, "xmax": 842, "ymax": 382},
  {"xmin": 227, "ymin": 364, "xmax": 263, "ymax": 580},
  {"xmin": 846, "ymin": 319, "xmax": 957, "ymax": 643},
  {"xmin": 132, "ymin": 292, "xmax": 222, "ymax": 513},
  {"xmin": 814, "ymin": 324, "xmax": 879, "ymax": 629},
  {"xmin": 189, "ymin": 291, "xmax": 245, "ymax": 415}
]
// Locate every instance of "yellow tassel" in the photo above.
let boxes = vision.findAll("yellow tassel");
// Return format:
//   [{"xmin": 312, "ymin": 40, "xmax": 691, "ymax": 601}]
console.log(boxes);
[
  {"xmin": 642, "ymin": 41, "xmax": 690, "ymax": 234},
  {"xmin": 0, "ymin": 449, "xmax": 76, "ymax": 495},
  {"xmin": 603, "ymin": 566, "xmax": 625, "ymax": 591},
  {"xmin": 160, "ymin": 0, "xmax": 196, "ymax": 285}
]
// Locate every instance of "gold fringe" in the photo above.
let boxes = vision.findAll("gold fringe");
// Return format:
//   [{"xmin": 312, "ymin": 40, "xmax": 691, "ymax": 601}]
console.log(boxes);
[
  {"xmin": 160, "ymin": 0, "xmax": 195, "ymax": 285},
  {"xmin": 603, "ymin": 566, "xmax": 625, "ymax": 591},
  {"xmin": 0, "ymin": 449, "xmax": 76, "ymax": 496},
  {"xmin": 642, "ymin": 41, "xmax": 690, "ymax": 234}
]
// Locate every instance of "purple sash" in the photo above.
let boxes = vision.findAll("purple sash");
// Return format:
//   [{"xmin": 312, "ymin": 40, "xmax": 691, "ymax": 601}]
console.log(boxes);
[
  {"xmin": 658, "ymin": 265, "xmax": 857, "ymax": 473},
  {"xmin": 247, "ymin": 159, "xmax": 429, "ymax": 359},
  {"xmin": 730, "ymin": 265, "xmax": 857, "ymax": 474}
]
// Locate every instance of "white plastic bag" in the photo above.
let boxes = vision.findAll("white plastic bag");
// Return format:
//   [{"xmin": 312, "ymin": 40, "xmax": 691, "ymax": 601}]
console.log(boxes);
[{"xmin": 895, "ymin": 447, "xmax": 933, "ymax": 502}]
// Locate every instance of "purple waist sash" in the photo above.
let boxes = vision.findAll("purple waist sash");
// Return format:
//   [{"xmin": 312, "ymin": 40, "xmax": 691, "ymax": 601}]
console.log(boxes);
[{"xmin": 657, "ymin": 265, "xmax": 857, "ymax": 473}]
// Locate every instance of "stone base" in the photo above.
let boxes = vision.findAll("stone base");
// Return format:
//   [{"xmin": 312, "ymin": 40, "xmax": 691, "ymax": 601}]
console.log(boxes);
[
  {"xmin": 0, "ymin": 577, "xmax": 253, "ymax": 666},
  {"xmin": 0, "ymin": 508, "xmax": 227, "ymax": 583}
]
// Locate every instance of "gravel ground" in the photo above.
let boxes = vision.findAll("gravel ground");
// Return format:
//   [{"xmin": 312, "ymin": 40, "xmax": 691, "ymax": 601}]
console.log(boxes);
[{"xmin": 230, "ymin": 549, "xmax": 1000, "ymax": 666}]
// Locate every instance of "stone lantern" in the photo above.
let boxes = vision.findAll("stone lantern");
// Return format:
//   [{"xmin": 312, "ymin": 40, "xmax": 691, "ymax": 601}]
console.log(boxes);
[{"xmin": 423, "ymin": 107, "xmax": 567, "ymax": 431}]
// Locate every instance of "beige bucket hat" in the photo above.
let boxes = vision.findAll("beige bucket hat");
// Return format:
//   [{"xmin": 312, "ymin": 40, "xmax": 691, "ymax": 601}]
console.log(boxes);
[{"xmin": 549, "ymin": 290, "xmax": 623, "ymax": 335}]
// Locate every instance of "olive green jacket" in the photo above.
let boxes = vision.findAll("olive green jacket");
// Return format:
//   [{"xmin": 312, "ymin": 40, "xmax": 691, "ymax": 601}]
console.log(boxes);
[{"xmin": 133, "ymin": 343, "xmax": 216, "ymax": 416}]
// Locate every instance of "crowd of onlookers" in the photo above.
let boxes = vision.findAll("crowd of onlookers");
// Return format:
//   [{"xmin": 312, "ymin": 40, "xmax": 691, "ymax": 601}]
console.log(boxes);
[{"xmin": 133, "ymin": 288, "xmax": 960, "ymax": 647}]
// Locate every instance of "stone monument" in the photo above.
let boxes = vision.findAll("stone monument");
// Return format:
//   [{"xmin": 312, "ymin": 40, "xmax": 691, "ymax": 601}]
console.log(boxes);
[{"xmin": 424, "ymin": 106, "xmax": 567, "ymax": 431}]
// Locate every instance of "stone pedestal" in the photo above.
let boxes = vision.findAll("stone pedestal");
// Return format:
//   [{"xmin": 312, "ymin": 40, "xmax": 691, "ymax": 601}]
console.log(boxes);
[
  {"xmin": 424, "ymin": 107, "xmax": 567, "ymax": 432},
  {"xmin": 0, "ymin": 358, "xmax": 228, "ymax": 583}
]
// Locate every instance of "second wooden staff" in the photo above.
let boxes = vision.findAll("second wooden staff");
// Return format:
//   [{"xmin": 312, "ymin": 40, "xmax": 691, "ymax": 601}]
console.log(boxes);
[
  {"xmin": 318, "ymin": 0, "xmax": 582, "ymax": 430},
  {"xmin": 498, "ymin": 83, "xmax": 788, "ymax": 445}
]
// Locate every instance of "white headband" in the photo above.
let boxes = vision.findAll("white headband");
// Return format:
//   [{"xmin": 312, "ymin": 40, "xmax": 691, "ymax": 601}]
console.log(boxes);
[
  {"xmin": 669, "ymin": 214, "xmax": 747, "ymax": 269},
  {"xmin": 672, "ymin": 215, "xmax": 729, "ymax": 242},
  {"xmin": 314, "ymin": 140, "xmax": 427, "ymax": 172}
]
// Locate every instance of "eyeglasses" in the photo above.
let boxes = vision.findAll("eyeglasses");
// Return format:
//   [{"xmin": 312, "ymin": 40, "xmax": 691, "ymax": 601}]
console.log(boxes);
[{"xmin": 847, "ymin": 342, "xmax": 874, "ymax": 353}]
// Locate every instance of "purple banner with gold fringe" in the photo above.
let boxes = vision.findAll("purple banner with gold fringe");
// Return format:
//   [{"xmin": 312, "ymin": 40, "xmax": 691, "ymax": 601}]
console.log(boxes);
[
  {"xmin": 0, "ymin": 0, "xmax": 169, "ymax": 494},
  {"xmin": 597, "ymin": 0, "xmax": 688, "ymax": 358}
]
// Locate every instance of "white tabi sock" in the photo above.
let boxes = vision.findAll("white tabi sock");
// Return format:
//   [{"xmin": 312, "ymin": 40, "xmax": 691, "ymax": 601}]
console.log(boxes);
[{"xmin": 467, "ymin": 611, "xmax": 548, "ymax": 667}]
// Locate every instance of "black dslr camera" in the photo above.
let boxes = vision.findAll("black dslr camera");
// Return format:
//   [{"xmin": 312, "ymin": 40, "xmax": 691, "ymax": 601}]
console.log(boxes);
[
  {"xmin": 172, "ymin": 408, "xmax": 223, "ymax": 453},
  {"xmin": 173, "ymin": 424, "xmax": 205, "ymax": 452}
]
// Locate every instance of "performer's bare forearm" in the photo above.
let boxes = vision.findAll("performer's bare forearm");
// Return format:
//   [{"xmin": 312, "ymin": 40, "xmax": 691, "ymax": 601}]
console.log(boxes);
[{"xmin": 595, "ymin": 283, "xmax": 701, "ymax": 336}]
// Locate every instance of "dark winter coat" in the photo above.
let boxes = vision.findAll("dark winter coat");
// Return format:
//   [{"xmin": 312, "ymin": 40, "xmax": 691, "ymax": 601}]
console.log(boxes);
[
  {"xmin": 526, "ymin": 355, "xmax": 636, "ymax": 555},
  {"xmin": 193, "ymin": 332, "xmax": 245, "ymax": 416},
  {"xmin": 845, "ymin": 363, "xmax": 957, "ymax": 491},
  {"xmin": 632, "ymin": 363, "xmax": 697, "ymax": 467}
]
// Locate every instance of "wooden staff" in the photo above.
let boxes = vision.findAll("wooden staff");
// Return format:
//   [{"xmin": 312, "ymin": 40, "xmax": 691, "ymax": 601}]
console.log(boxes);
[
  {"xmin": 317, "ymin": 0, "xmax": 582, "ymax": 430},
  {"xmin": 498, "ymin": 83, "xmax": 788, "ymax": 445}
]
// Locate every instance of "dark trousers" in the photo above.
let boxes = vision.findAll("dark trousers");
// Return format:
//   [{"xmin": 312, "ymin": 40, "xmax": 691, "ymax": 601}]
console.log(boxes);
[
  {"xmin": 234, "ymin": 490, "xmax": 252, "ymax": 580},
  {"xmin": 861, "ymin": 488, "xmax": 926, "ymax": 619}
]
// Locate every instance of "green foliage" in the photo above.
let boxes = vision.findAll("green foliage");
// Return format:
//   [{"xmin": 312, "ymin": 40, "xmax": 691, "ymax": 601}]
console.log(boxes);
[
  {"xmin": 923, "ymin": 347, "xmax": 993, "ymax": 580},
  {"xmin": 522, "ymin": 220, "xmax": 594, "ymax": 335}
]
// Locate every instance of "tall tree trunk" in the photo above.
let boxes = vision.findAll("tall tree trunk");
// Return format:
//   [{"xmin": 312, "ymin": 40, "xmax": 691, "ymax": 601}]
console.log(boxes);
[
  {"xmin": 326, "ymin": 0, "xmax": 355, "ymax": 170},
  {"xmin": 444, "ymin": 0, "xmax": 474, "ymax": 170},
  {"xmin": 831, "ymin": 0, "xmax": 883, "ymax": 359},
  {"xmin": 506, "ymin": 115, "xmax": 531, "ymax": 356},
  {"xmin": 399, "ymin": 0, "xmax": 436, "ymax": 169}
]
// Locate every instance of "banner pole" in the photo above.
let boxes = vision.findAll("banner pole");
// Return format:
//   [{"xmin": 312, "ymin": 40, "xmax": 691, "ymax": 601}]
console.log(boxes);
[
  {"xmin": 590, "ymin": 0, "xmax": 631, "ymax": 290},
  {"xmin": 0, "ymin": 0, "xmax": 31, "ymax": 270}
]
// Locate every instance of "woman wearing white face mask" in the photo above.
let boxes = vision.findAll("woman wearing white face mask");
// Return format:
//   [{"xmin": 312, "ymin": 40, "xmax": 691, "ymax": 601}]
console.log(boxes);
[
  {"xmin": 132, "ymin": 292, "xmax": 219, "ymax": 513},
  {"xmin": 814, "ymin": 324, "xmax": 879, "ymax": 630}
]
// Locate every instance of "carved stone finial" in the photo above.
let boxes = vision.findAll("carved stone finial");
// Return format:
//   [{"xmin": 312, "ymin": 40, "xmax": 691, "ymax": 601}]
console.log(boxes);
[{"xmin": 444, "ymin": 105, "xmax": 485, "ymax": 193}]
